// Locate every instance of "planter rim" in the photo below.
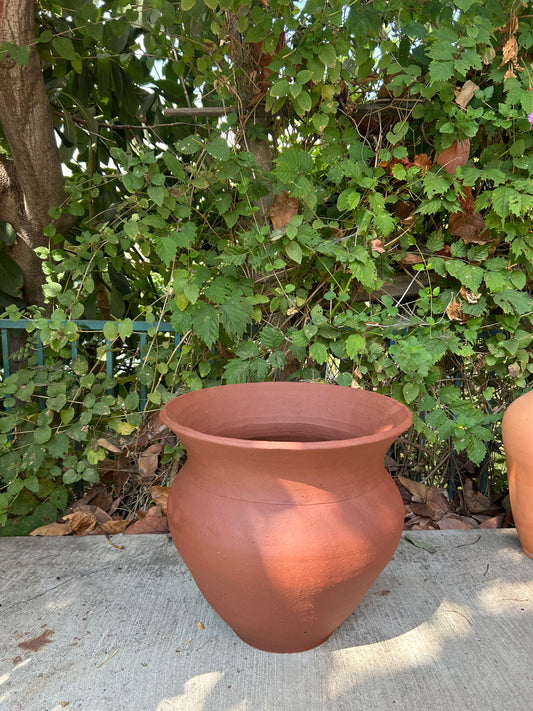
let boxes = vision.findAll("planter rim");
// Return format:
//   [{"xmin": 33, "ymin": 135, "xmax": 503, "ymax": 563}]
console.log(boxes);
[{"xmin": 160, "ymin": 382, "xmax": 413, "ymax": 451}]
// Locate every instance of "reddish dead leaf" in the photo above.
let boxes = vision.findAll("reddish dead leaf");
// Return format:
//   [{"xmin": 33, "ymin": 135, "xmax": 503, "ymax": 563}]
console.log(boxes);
[
  {"xmin": 71, "ymin": 486, "xmax": 113, "ymax": 514},
  {"xmin": 446, "ymin": 296, "xmax": 468, "ymax": 323},
  {"xmin": 73, "ymin": 504, "xmax": 111, "ymax": 525},
  {"xmin": 138, "ymin": 443, "xmax": 162, "ymax": 483},
  {"xmin": 410, "ymin": 501, "xmax": 437, "ymax": 519},
  {"xmin": 400, "ymin": 253, "xmax": 425, "ymax": 266},
  {"xmin": 151, "ymin": 485, "xmax": 169, "ymax": 515},
  {"xmin": 426, "ymin": 486, "xmax": 451, "ymax": 517},
  {"xmin": 98, "ymin": 519, "xmax": 132, "ymax": 535},
  {"xmin": 479, "ymin": 514, "xmax": 506, "ymax": 529},
  {"xmin": 463, "ymin": 479, "xmax": 499, "ymax": 514},
  {"xmin": 270, "ymin": 191, "xmax": 299, "ymax": 230},
  {"xmin": 96, "ymin": 438, "xmax": 123, "ymax": 454},
  {"xmin": 397, "ymin": 475, "xmax": 427, "ymax": 501},
  {"xmin": 436, "ymin": 138, "xmax": 470, "ymax": 175},
  {"xmin": 449, "ymin": 210, "xmax": 490, "ymax": 244},
  {"xmin": 455, "ymin": 80, "xmax": 479, "ymax": 110},
  {"xmin": 29, "ymin": 522, "xmax": 70, "ymax": 537},
  {"xmin": 437, "ymin": 514, "xmax": 479, "ymax": 530},
  {"xmin": 370, "ymin": 238, "xmax": 385, "ymax": 254},
  {"xmin": 409, "ymin": 518, "xmax": 438, "ymax": 530},
  {"xmin": 18, "ymin": 629, "xmax": 54, "ymax": 652},
  {"xmin": 413, "ymin": 153, "xmax": 432, "ymax": 173},
  {"xmin": 63, "ymin": 511, "xmax": 98, "ymax": 535},
  {"xmin": 435, "ymin": 244, "xmax": 452, "ymax": 259},
  {"xmin": 123, "ymin": 505, "xmax": 169, "ymax": 534},
  {"xmin": 393, "ymin": 199, "xmax": 415, "ymax": 220}
]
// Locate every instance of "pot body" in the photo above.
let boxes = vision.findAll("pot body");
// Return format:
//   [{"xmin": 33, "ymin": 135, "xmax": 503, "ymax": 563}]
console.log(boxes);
[
  {"xmin": 502, "ymin": 390, "xmax": 533, "ymax": 557},
  {"xmin": 161, "ymin": 382, "xmax": 412, "ymax": 652}
]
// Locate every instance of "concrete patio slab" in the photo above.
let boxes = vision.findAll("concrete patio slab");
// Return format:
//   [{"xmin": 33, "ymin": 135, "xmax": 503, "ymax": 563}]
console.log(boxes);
[{"xmin": 0, "ymin": 530, "xmax": 532, "ymax": 711}]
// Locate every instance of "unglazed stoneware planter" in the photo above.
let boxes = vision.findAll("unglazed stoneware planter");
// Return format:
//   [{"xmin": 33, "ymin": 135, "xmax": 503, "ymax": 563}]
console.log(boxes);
[
  {"xmin": 502, "ymin": 390, "xmax": 533, "ymax": 558},
  {"xmin": 160, "ymin": 382, "xmax": 413, "ymax": 653}
]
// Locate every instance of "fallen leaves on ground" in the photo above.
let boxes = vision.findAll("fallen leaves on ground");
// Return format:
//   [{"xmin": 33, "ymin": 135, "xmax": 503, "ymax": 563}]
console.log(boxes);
[
  {"xmin": 29, "ymin": 413, "xmax": 179, "ymax": 538},
  {"xmin": 396, "ymin": 475, "xmax": 510, "ymax": 531}
]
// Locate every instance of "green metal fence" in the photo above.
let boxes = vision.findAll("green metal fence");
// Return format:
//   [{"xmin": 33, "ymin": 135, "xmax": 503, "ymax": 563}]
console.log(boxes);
[{"xmin": 0, "ymin": 319, "xmax": 180, "ymax": 413}]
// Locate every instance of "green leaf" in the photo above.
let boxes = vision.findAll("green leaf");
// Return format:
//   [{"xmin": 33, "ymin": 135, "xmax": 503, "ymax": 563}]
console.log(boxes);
[
  {"xmin": 103, "ymin": 321, "xmax": 118, "ymax": 341},
  {"xmin": 224, "ymin": 358, "xmax": 250, "ymax": 384},
  {"xmin": 181, "ymin": 0, "xmax": 196, "ymax": 10},
  {"xmin": 337, "ymin": 190, "xmax": 361, "ymax": 211},
  {"xmin": 193, "ymin": 305, "xmax": 219, "ymax": 347},
  {"xmin": 9, "ymin": 43, "xmax": 30, "ymax": 65},
  {"xmin": 52, "ymin": 36, "xmax": 78, "ymax": 61},
  {"xmin": 345, "ymin": 333, "xmax": 366, "ymax": 359},
  {"xmin": 261, "ymin": 325, "xmax": 284, "ymax": 350},
  {"xmin": 493, "ymin": 290, "xmax": 531, "ymax": 315},
  {"xmin": 34, "ymin": 426, "xmax": 52, "ymax": 445},
  {"xmin": 155, "ymin": 236, "xmax": 177, "ymax": 266},
  {"xmin": 403, "ymin": 382, "xmax": 420, "ymax": 404},
  {"xmin": 309, "ymin": 342, "xmax": 328, "ymax": 364},
  {"xmin": 147, "ymin": 184, "xmax": 165, "ymax": 206},
  {"xmin": 317, "ymin": 43, "xmax": 337, "ymax": 66},
  {"xmin": 285, "ymin": 241, "xmax": 303, "ymax": 264},
  {"xmin": 206, "ymin": 136, "xmax": 231, "ymax": 161},
  {"xmin": 176, "ymin": 135, "xmax": 203, "ymax": 155},
  {"xmin": 220, "ymin": 298, "xmax": 252, "ymax": 336},
  {"xmin": 24, "ymin": 475, "xmax": 40, "ymax": 493},
  {"xmin": 271, "ymin": 79, "xmax": 290, "ymax": 97},
  {"xmin": 428, "ymin": 59, "xmax": 454, "ymax": 82},
  {"xmin": 118, "ymin": 318, "xmax": 133, "ymax": 340},
  {"xmin": 0, "ymin": 414, "xmax": 17, "ymax": 434}
]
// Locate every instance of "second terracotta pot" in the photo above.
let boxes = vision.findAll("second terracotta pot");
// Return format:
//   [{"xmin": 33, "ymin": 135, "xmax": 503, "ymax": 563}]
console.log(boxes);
[
  {"xmin": 161, "ymin": 382, "xmax": 412, "ymax": 653},
  {"xmin": 502, "ymin": 390, "xmax": 533, "ymax": 557}
]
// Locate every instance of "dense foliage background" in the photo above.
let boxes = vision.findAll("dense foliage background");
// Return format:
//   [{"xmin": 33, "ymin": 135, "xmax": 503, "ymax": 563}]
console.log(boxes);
[{"xmin": 1, "ymin": 0, "xmax": 532, "ymax": 533}]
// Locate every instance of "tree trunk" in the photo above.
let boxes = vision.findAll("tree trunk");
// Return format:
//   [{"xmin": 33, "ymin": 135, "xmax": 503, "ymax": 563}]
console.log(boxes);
[{"xmin": 0, "ymin": 0, "xmax": 72, "ymax": 310}]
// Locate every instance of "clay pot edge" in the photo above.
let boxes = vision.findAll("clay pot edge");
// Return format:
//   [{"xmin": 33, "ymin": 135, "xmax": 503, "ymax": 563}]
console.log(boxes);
[{"xmin": 160, "ymin": 383, "xmax": 413, "ymax": 451}]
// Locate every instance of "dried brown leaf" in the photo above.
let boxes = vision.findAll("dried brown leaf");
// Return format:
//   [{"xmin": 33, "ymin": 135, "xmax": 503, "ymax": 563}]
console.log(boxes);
[
  {"xmin": 64, "ymin": 511, "xmax": 98, "ymax": 535},
  {"xmin": 99, "ymin": 519, "xmax": 132, "ymax": 535},
  {"xmin": 437, "ymin": 514, "xmax": 479, "ymax": 530},
  {"xmin": 449, "ymin": 210, "xmax": 490, "ymax": 244},
  {"xmin": 138, "ymin": 443, "xmax": 162, "ymax": 483},
  {"xmin": 30, "ymin": 522, "xmax": 71, "ymax": 537},
  {"xmin": 397, "ymin": 476, "xmax": 427, "ymax": 501},
  {"xmin": 401, "ymin": 253, "xmax": 425, "ymax": 266},
  {"xmin": 500, "ymin": 37, "xmax": 518, "ymax": 67},
  {"xmin": 479, "ymin": 514, "xmax": 506, "ymax": 529},
  {"xmin": 410, "ymin": 501, "xmax": 436, "ymax": 519},
  {"xmin": 150, "ymin": 485, "xmax": 170, "ymax": 515},
  {"xmin": 436, "ymin": 138, "xmax": 470, "ymax": 175},
  {"xmin": 413, "ymin": 153, "xmax": 432, "ymax": 173},
  {"xmin": 426, "ymin": 486, "xmax": 451, "ymax": 517},
  {"xmin": 96, "ymin": 438, "xmax": 123, "ymax": 454},
  {"xmin": 446, "ymin": 296, "xmax": 468, "ymax": 323},
  {"xmin": 270, "ymin": 191, "xmax": 299, "ymax": 229},
  {"xmin": 454, "ymin": 80, "xmax": 479, "ymax": 110},
  {"xmin": 123, "ymin": 505, "xmax": 169, "ymax": 535},
  {"xmin": 370, "ymin": 238, "xmax": 385, "ymax": 254},
  {"xmin": 463, "ymin": 479, "xmax": 499, "ymax": 514},
  {"xmin": 460, "ymin": 285, "xmax": 481, "ymax": 304},
  {"xmin": 73, "ymin": 504, "xmax": 112, "ymax": 525}
]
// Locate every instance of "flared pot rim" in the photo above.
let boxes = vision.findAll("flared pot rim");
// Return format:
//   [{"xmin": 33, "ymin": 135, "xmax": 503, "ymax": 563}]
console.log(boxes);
[{"xmin": 160, "ymin": 382, "xmax": 413, "ymax": 451}]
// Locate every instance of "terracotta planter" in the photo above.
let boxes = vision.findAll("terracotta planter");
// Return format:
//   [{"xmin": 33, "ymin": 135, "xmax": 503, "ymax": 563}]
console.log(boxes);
[
  {"xmin": 160, "ymin": 382, "xmax": 412, "ymax": 653},
  {"xmin": 502, "ymin": 390, "xmax": 533, "ymax": 557}
]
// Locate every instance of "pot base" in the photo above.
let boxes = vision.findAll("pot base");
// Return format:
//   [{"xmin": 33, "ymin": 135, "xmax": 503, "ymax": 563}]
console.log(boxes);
[{"xmin": 234, "ymin": 630, "xmax": 332, "ymax": 654}]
